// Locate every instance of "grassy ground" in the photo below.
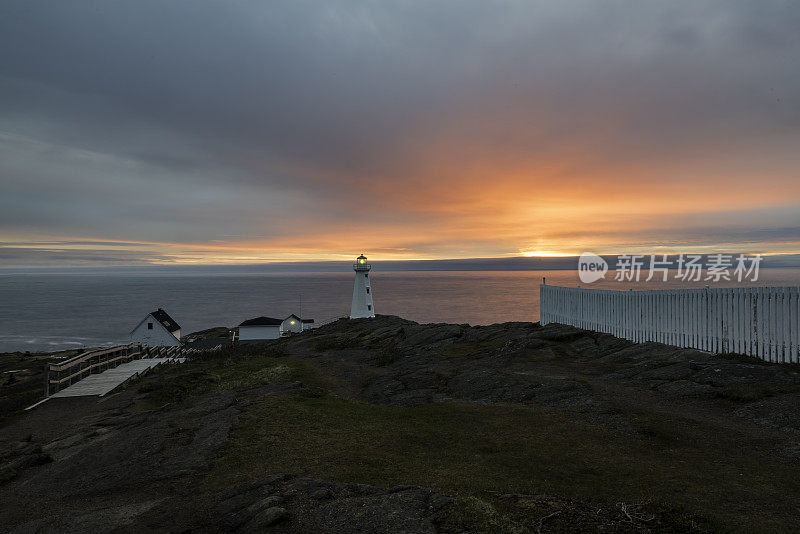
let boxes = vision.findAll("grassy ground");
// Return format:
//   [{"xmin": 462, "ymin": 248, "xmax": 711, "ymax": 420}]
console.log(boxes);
[
  {"xmin": 69, "ymin": 328, "xmax": 800, "ymax": 532},
  {"xmin": 198, "ymin": 366, "xmax": 798, "ymax": 532},
  {"xmin": 133, "ymin": 342, "xmax": 318, "ymax": 410},
  {"xmin": 441, "ymin": 340, "xmax": 504, "ymax": 358},
  {"xmin": 0, "ymin": 350, "xmax": 80, "ymax": 427}
]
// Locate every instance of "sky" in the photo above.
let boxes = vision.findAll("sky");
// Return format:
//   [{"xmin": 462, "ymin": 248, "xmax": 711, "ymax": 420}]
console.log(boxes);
[{"xmin": 1, "ymin": 0, "xmax": 799, "ymax": 267}]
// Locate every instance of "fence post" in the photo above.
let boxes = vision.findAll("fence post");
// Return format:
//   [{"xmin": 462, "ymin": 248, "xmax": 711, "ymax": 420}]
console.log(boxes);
[
  {"xmin": 672, "ymin": 290, "xmax": 678, "ymax": 347},
  {"xmin": 745, "ymin": 288, "xmax": 753, "ymax": 357},
  {"xmin": 770, "ymin": 289, "xmax": 777, "ymax": 362},
  {"xmin": 753, "ymin": 288, "xmax": 764, "ymax": 359},
  {"xmin": 759, "ymin": 288, "xmax": 767, "ymax": 360},
  {"xmin": 687, "ymin": 290, "xmax": 693, "ymax": 349},
  {"xmin": 786, "ymin": 288, "xmax": 792, "ymax": 361},
  {"xmin": 703, "ymin": 288, "xmax": 709, "ymax": 351},
  {"xmin": 712, "ymin": 288, "xmax": 720, "ymax": 353},
  {"xmin": 733, "ymin": 288, "xmax": 741, "ymax": 354},
  {"xmin": 43, "ymin": 364, "xmax": 49, "ymax": 397},
  {"xmin": 791, "ymin": 287, "xmax": 799, "ymax": 363}
]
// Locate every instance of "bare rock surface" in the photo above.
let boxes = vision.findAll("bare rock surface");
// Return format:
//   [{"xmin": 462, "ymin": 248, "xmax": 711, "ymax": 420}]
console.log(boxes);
[
  {"xmin": 0, "ymin": 391, "xmax": 242, "ymax": 532},
  {"xmin": 215, "ymin": 475, "xmax": 443, "ymax": 533},
  {"xmin": 20, "ymin": 393, "xmax": 238, "ymax": 498}
]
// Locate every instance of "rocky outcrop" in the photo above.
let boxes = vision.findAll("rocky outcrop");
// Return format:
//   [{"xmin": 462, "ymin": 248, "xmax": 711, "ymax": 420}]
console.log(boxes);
[
  {"xmin": 288, "ymin": 316, "xmax": 800, "ymax": 434},
  {"xmin": 216, "ymin": 474, "xmax": 448, "ymax": 533}
]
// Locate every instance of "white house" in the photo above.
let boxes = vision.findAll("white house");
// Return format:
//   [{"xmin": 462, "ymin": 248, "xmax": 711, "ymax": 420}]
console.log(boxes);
[
  {"xmin": 280, "ymin": 314, "xmax": 315, "ymax": 336},
  {"xmin": 130, "ymin": 308, "xmax": 182, "ymax": 347},
  {"xmin": 238, "ymin": 316, "xmax": 282, "ymax": 343},
  {"xmin": 281, "ymin": 314, "xmax": 302, "ymax": 335}
]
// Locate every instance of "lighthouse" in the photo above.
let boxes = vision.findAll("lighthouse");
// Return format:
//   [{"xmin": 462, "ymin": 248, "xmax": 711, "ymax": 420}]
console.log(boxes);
[{"xmin": 350, "ymin": 254, "xmax": 375, "ymax": 319}]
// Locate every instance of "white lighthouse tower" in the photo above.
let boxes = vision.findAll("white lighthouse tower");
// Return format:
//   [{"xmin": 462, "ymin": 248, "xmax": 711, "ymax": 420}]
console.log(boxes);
[{"xmin": 350, "ymin": 254, "xmax": 375, "ymax": 319}]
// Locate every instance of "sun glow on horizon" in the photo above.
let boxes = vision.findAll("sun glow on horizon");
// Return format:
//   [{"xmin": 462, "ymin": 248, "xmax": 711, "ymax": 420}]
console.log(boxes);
[{"xmin": 518, "ymin": 249, "xmax": 575, "ymax": 258}]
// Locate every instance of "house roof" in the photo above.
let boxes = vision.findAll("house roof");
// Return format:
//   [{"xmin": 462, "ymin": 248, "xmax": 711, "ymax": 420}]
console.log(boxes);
[
  {"xmin": 284, "ymin": 315, "xmax": 314, "ymax": 324},
  {"xmin": 150, "ymin": 308, "xmax": 181, "ymax": 333},
  {"xmin": 130, "ymin": 308, "xmax": 182, "ymax": 336},
  {"xmin": 239, "ymin": 316, "xmax": 282, "ymax": 327}
]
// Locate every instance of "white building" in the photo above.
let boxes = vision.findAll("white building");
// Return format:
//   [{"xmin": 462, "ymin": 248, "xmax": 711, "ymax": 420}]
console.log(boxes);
[
  {"xmin": 350, "ymin": 254, "xmax": 375, "ymax": 319},
  {"xmin": 237, "ymin": 316, "xmax": 282, "ymax": 343},
  {"xmin": 280, "ymin": 315, "xmax": 315, "ymax": 336},
  {"xmin": 130, "ymin": 308, "xmax": 182, "ymax": 347},
  {"xmin": 281, "ymin": 314, "xmax": 303, "ymax": 335}
]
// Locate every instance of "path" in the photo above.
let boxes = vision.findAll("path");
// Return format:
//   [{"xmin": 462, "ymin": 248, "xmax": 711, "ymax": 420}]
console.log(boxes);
[{"xmin": 42, "ymin": 357, "xmax": 183, "ymax": 399}]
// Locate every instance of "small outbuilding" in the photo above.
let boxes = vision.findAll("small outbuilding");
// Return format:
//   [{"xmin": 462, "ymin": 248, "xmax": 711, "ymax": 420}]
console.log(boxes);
[
  {"xmin": 238, "ymin": 316, "xmax": 282, "ymax": 343},
  {"xmin": 281, "ymin": 314, "xmax": 315, "ymax": 336},
  {"xmin": 130, "ymin": 308, "xmax": 182, "ymax": 347},
  {"xmin": 281, "ymin": 314, "xmax": 302, "ymax": 336}
]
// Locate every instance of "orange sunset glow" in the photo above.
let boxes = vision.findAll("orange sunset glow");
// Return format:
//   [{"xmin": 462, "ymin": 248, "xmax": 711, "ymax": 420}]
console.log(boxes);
[{"xmin": 1, "ymin": 2, "xmax": 799, "ymax": 267}]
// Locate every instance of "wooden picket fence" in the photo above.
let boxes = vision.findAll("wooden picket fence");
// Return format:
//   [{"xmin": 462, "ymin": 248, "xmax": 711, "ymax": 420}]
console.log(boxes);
[{"xmin": 539, "ymin": 284, "xmax": 800, "ymax": 363}]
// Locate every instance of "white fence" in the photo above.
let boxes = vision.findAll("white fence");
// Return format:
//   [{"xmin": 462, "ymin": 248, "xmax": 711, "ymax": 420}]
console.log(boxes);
[{"xmin": 539, "ymin": 284, "xmax": 800, "ymax": 363}]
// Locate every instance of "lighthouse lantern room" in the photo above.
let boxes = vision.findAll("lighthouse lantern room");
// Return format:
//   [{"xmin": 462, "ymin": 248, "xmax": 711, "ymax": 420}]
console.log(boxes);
[{"xmin": 350, "ymin": 254, "xmax": 375, "ymax": 319}]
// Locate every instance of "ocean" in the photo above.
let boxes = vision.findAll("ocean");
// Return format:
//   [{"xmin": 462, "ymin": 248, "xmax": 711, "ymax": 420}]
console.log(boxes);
[{"xmin": 2, "ymin": 268, "xmax": 800, "ymax": 353}]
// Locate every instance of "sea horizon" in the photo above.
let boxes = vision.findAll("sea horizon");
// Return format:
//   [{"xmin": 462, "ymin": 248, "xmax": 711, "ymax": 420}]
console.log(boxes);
[
  {"xmin": 3, "ymin": 266, "xmax": 800, "ymax": 353},
  {"xmin": 3, "ymin": 252, "xmax": 800, "ymax": 275}
]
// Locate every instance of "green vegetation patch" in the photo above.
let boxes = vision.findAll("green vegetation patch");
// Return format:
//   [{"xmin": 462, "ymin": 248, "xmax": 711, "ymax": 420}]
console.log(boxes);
[
  {"xmin": 371, "ymin": 348, "xmax": 405, "ymax": 367},
  {"xmin": 211, "ymin": 390, "xmax": 800, "ymax": 532},
  {"xmin": 537, "ymin": 330, "xmax": 591, "ymax": 344},
  {"xmin": 436, "ymin": 495, "xmax": 709, "ymax": 534},
  {"xmin": 0, "ymin": 351, "xmax": 70, "ymax": 428},
  {"xmin": 311, "ymin": 333, "xmax": 369, "ymax": 352},
  {"xmin": 133, "ymin": 343, "xmax": 317, "ymax": 408},
  {"xmin": 712, "ymin": 381, "xmax": 800, "ymax": 401},
  {"xmin": 441, "ymin": 340, "xmax": 503, "ymax": 358},
  {"xmin": 436, "ymin": 496, "xmax": 525, "ymax": 534}
]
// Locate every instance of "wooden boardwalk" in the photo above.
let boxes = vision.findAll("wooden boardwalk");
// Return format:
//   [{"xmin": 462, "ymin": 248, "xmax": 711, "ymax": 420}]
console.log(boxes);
[{"xmin": 48, "ymin": 357, "xmax": 184, "ymax": 398}]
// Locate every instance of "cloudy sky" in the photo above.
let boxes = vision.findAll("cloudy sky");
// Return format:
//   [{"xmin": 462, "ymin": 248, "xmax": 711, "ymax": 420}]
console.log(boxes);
[{"xmin": 1, "ymin": 1, "xmax": 799, "ymax": 267}]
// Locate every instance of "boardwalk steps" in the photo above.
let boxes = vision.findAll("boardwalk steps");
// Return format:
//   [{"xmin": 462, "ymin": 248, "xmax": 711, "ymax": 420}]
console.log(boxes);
[
  {"xmin": 26, "ymin": 344, "xmax": 190, "ymax": 410},
  {"xmin": 49, "ymin": 358, "xmax": 175, "ymax": 398}
]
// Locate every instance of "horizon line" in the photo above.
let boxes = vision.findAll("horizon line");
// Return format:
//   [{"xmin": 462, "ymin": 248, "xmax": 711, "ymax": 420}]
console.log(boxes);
[{"xmin": 3, "ymin": 252, "xmax": 800, "ymax": 273}]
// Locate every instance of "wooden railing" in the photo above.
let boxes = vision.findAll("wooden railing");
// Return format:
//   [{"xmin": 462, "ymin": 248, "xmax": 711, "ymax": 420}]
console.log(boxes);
[
  {"xmin": 141, "ymin": 345, "xmax": 184, "ymax": 358},
  {"xmin": 44, "ymin": 343, "xmax": 188, "ymax": 397}
]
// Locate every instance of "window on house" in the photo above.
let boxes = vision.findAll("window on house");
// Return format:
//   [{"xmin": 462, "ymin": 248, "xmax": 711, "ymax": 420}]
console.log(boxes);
[
  {"xmin": 366, "ymin": 287, "xmax": 370, "ymax": 293},
  {"xmin": 367, "ymin": 305, "xmax": 372, "ymax": 310},
  {"xmin": 364, "ymin": 274, "xmax": 368, "ymax": 278},
  {"xmin": 147, "ymin": 323, "xmax": 153, "ymax": 330}
]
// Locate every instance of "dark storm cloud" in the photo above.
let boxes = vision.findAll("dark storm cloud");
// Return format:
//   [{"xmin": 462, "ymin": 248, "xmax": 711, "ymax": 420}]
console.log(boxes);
[
  {"xmin": 0, "ymin": 246, "xmax": 174, "ymax": 267},
  {"xmin": 1, "ymin": 1, "xmax": 799, "ymax": 260},
  {"xmin": 0, "ymin": 240, "xmax": 152, "ymax": 247}
]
